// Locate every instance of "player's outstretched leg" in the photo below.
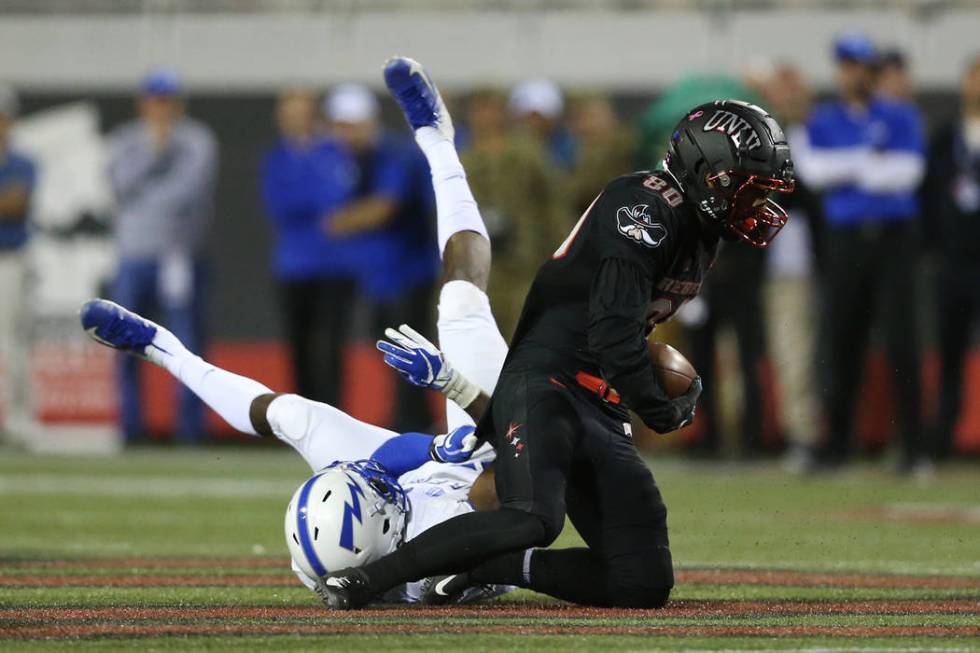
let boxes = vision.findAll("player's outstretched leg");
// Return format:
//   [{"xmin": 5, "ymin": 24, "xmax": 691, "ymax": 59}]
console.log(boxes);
[
  {"xmin": 80, "ymin": 299, "xmax": 396, "ymax": 466},
  {"xmin": 385, "ymin": 57, "xmax": 506, "ymax": 431},
  {"xmin": 384, "ymin": 56, "xmax": 491, "ymax": 290},
  {"xmin": 81, "ymin": 299, "xmax": 268, "ymax": 435}
]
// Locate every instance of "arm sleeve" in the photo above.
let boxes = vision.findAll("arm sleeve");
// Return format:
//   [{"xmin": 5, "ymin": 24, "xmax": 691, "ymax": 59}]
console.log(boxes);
[
  {"xmin": 370, "ymin": 432, "xmax": 434, "ymax": 477},
  {"xmin": 856, "ymin": 107, "xmax": 926, "ymax": 193},
  {"xmin": 585, "ymin": 181, "xmax": 677, "ymax": 430},
  {"xmin": 792, "ymin": 120, "xmax": 868, "ymax": 190},
  {"xmin": 588, "ymin": 257, "xmax": 675, "ymax": 429}
]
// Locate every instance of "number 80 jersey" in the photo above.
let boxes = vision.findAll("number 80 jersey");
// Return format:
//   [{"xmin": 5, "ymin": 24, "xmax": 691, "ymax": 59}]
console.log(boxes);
[{"xmin": 506, "ymin": 170, "xmax": 719, "ymax": 379}]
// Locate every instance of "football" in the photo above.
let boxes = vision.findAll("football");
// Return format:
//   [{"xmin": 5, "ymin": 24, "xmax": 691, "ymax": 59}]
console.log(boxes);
[{"xmin": 648, "ymin": 341, "xmax": 697, "ymax": 399}]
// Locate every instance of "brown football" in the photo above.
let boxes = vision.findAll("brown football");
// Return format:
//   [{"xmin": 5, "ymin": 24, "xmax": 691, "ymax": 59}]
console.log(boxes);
[{"xmin": 648, "ymin": 341, "xmax": 697, "ymax": 399}]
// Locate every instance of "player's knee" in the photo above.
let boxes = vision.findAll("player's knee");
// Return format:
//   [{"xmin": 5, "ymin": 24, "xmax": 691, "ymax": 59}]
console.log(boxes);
[
  {"xmin": 607, "ymin": 547, "xmax": 675, "ymax": 609},
  {"xmin": 264, "ymin": 393, "xmax": 315, "ymax": 442},
  {"xmin": 496, "ymin": 508, "xmax": 553, "ymax": 548},
  {"xmin": 437, "ymin": 279, "xmax": 492, "ymax": 323}
]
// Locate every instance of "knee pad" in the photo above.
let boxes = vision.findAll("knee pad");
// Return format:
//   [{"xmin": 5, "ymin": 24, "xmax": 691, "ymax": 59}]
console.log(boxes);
[
  {"xmin": 265, "ymin": 394, "xmax": 315, "ymax": 443},
  {"xmin": 438, "ymin": 280, "xmax": 491, "ymax": 323}
]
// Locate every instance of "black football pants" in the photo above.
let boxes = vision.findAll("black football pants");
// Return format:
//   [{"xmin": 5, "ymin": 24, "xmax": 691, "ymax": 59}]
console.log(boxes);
[{"xmin": 360, "ymin": 369, "xmax": 673, "ymax": 608}]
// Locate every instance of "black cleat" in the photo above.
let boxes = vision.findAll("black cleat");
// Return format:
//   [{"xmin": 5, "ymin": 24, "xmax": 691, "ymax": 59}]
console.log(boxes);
[
  {"xmin": 420, "ymin": 573, "xmax": 471, "ymax": 605},
  {"xmin": 313, "ymin": 567, "xmax": 374, "ymax": 610}
]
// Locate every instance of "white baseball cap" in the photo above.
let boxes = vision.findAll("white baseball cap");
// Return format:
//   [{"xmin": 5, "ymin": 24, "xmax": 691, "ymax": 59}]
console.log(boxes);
[
  {"xmin": 0, "ymin": 84, "xmax": 19, "ymax": 117},
  {"xmin": 509, "ymin": 78, "xmax": 564, "ymax": 119},
  {"xmin": 324, "ymin": 83, "xmax": 379, "ymax": 123}
]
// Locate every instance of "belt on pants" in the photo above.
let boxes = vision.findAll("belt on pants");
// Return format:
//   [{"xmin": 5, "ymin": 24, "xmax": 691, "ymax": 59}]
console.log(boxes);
[{"xmin": 573, "ymin": 371, "xmax": 621, "ymax": 405}]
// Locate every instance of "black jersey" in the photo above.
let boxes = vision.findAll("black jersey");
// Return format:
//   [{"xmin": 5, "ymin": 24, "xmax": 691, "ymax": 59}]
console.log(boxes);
[{"xmin": 502, "ymin": 170, "xmax": 719, "ymax": 429}]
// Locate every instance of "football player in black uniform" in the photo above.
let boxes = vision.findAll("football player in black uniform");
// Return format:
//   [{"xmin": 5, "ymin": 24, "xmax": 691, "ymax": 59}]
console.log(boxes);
[{"xmin": 319, "ymin": 59, "xmax": 795, "ymax": 609}]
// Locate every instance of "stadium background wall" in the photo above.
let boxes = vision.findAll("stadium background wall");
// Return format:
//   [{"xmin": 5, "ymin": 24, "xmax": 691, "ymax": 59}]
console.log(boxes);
[{"xmin": 16, "ymin": 91, "xmax": 980, "ymax": 452}]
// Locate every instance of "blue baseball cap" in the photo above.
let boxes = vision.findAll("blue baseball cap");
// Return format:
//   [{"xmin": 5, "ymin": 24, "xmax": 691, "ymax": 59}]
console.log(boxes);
[
  {"xmin": 140, "ymin": 69, "xmax": 182, "ymax": 97},
  {"xmin": 833, "ymin": 32, "xmax": 878, "ymax": 65}
]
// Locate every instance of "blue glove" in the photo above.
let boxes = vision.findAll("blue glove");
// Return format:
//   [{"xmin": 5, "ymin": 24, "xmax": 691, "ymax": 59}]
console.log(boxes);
[
  {"xmin": 430, "ymin": 425, "xmax": 479, "ymax": 464},
  {"xmin": 377, "ymin": 324, "xmax": 482, "ymax": 408},
  {"xmin": 376, "ymin": 324, "xmax": 448, "ymax": 390}
]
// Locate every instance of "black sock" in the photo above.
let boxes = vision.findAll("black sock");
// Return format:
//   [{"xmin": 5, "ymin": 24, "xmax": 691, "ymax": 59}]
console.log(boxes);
[
  {"xmin": 469, "ymin": 549, "xmax": 530, "ymax": 586},
  {"xmin": 361, "ymin": 509, "xmax": 546, "ymax": 592}
]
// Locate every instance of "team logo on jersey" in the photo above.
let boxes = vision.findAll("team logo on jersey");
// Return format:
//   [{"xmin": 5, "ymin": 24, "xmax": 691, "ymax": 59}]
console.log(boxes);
[
  {"xmin": 703, "ymin": 109, "xmax": 762, "ymax": 151},
  {"xmin": 616, "ymin": 205, "xmax": 667, "ymax": 248}
]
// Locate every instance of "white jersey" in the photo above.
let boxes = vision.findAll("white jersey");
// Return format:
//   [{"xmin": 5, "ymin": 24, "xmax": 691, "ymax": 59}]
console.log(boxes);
[{"xmin": 286, "ymin": 281, "xmax": 510, "ymax": 603}]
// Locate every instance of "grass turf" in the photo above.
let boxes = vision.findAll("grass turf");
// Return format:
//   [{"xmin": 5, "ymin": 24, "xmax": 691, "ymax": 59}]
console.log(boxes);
[{"xmin": 1, "ymin": 447, "xmax": 977, "ymax": 651}]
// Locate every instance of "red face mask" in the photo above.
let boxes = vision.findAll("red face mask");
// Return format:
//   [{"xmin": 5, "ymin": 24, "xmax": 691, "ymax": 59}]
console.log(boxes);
[{"xmin": 709, "ymin": 172, "xmax": 796, "ymax": 248}]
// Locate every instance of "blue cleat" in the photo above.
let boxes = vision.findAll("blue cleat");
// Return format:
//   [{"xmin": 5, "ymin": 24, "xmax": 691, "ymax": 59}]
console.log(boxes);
[
  {"xmin": 383, "ymin": 56, "xmax": 454, "ymax": 140},
  {"xmin": 79, "ymin": 299, "xmax": 161, "ymax": 359}
]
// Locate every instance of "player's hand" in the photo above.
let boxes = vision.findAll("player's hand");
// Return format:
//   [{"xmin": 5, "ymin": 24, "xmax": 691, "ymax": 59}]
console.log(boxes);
[
  {"xmin": 670, "ymin": 376, "xmax": 702, "ymax": 432},
  {"xmin": 649, "ymin": 376, "xmax": 702, "ymax": 434},
  {"xmin": 377, "ymin": 324, "xmax": 483, "ymax": 409},
  {"xmin": 429, "ymin": 425, "xmax": 479, "ymax": 464},
  {"xmin": 377, "ymin": 324, "xmax": 451, "ymax": 391}
]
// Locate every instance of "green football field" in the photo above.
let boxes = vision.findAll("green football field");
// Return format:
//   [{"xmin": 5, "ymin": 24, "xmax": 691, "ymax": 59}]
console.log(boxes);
[{"xmin": 1, "ymin": 447, "xmax": 977, "ymax": 651}]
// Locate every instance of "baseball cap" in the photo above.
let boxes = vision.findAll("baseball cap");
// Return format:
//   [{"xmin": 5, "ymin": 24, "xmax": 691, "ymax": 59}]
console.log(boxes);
[
  {"xmin": 141, "ymin": 69, "xmax": 182, "ymax": 97},
  {"xmin": 833, "ymin": 32, "xmax": 878, "ymax": 65},
  {"xmin": 324, "ymin": 84, "xmax": 379, "ymax": 123},
  {"xmin": 509, "ymin": 78, "xmax": 564, "ymax": 119},
  {"xmin": 0, "ymin": 84, "xmax": 18, "ymax": 117}
]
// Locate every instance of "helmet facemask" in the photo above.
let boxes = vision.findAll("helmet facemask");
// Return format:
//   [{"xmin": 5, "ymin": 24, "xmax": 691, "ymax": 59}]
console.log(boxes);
[{"xmin": 707, "ymin": 171, "xmax": 795, "ymax": 248}]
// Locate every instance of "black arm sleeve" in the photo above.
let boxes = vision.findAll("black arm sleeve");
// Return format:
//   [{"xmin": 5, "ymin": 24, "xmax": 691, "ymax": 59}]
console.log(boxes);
[{"xmin": 587, "ymin": 257, "xmax": 678, "ymax": 431}]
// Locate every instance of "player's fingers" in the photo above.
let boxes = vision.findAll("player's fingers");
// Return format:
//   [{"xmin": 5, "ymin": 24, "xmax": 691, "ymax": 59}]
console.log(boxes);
[
  {"xmin": 383, "ymin": 353, "xmax": 415, "ymax": 372},
  {"xmin": 376, "ymin": 340, "xmax": 413, "ymax": 359},
  {"xmin": 398, "ymin": 324, "xmax": 438, "ymax": 352},
  {"xmin": 384, "ymin": 327, "xmax": 418, "ymax": 350}
]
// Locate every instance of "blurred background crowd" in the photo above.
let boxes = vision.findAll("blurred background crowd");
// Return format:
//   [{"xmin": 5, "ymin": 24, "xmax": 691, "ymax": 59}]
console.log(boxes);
[{"xmin": 0, "ymin": 2, "xmax": 978, "ymax": 478}]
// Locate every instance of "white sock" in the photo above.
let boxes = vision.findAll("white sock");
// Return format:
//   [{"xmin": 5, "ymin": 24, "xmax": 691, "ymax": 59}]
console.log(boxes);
[
  {"xmin": 416, "ymin": 127, "xmax": 489, "ymax": 256},
  {"xmin": 145, "ymin": 327, "xmax": 270, "ymax": 436}
]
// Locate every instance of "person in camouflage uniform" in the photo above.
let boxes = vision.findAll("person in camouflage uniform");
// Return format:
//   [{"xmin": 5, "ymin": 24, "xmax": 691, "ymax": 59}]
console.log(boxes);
[
  {"xmin": 460, "ymin": 88, "xmax": 567, "ymax": 339},
  {"xmin": 566, "ymin": 93, "xmax": 637, "ymax": 216}
]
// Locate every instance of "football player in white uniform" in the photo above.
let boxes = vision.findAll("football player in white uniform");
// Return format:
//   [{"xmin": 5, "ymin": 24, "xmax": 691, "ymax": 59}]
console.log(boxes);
[{"xmin": 80, "ymin": 55, "xmax": 512, "ymax": 604}]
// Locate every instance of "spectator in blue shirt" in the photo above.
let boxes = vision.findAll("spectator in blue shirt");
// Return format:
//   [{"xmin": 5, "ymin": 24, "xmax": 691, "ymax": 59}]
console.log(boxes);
[
  {"xmin": 107, "ymin": 69, "xmax": 218, "ymax": 444},
  {"xmin": 0, "ymin": 84, "xmax": 37, "ymax": 441},
  {"xmin": 795, "ymin": 33, "xmax": 927, "ymax": 473},
  {"xmin": 322, "ymin": 84, "xmax": 439, "ymax": 431},
  {"xmin": 260, "ymin": 88, "xmax": 357, "ymax": 405}
]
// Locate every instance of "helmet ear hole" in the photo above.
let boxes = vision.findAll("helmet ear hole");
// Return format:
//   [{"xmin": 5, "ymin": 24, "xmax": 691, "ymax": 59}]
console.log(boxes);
[{"xmin": 383, "ymin": 518, "xmax": 390, "ymax": 535}]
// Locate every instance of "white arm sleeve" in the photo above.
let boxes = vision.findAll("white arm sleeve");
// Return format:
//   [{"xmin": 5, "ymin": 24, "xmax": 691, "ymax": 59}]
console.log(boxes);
[
  {"xmin": 789, "ymin": 126, "xmax": 869, "ymax": 191},
  {"xmin": 855, "ymin": 151, "xmax": 926, "ymax": 193}
]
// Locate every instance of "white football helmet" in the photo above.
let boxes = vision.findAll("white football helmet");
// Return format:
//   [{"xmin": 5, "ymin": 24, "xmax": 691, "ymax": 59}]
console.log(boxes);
[{"xmin": 285, "ymin": 460, "xmax": 408, "ymax": 580}]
